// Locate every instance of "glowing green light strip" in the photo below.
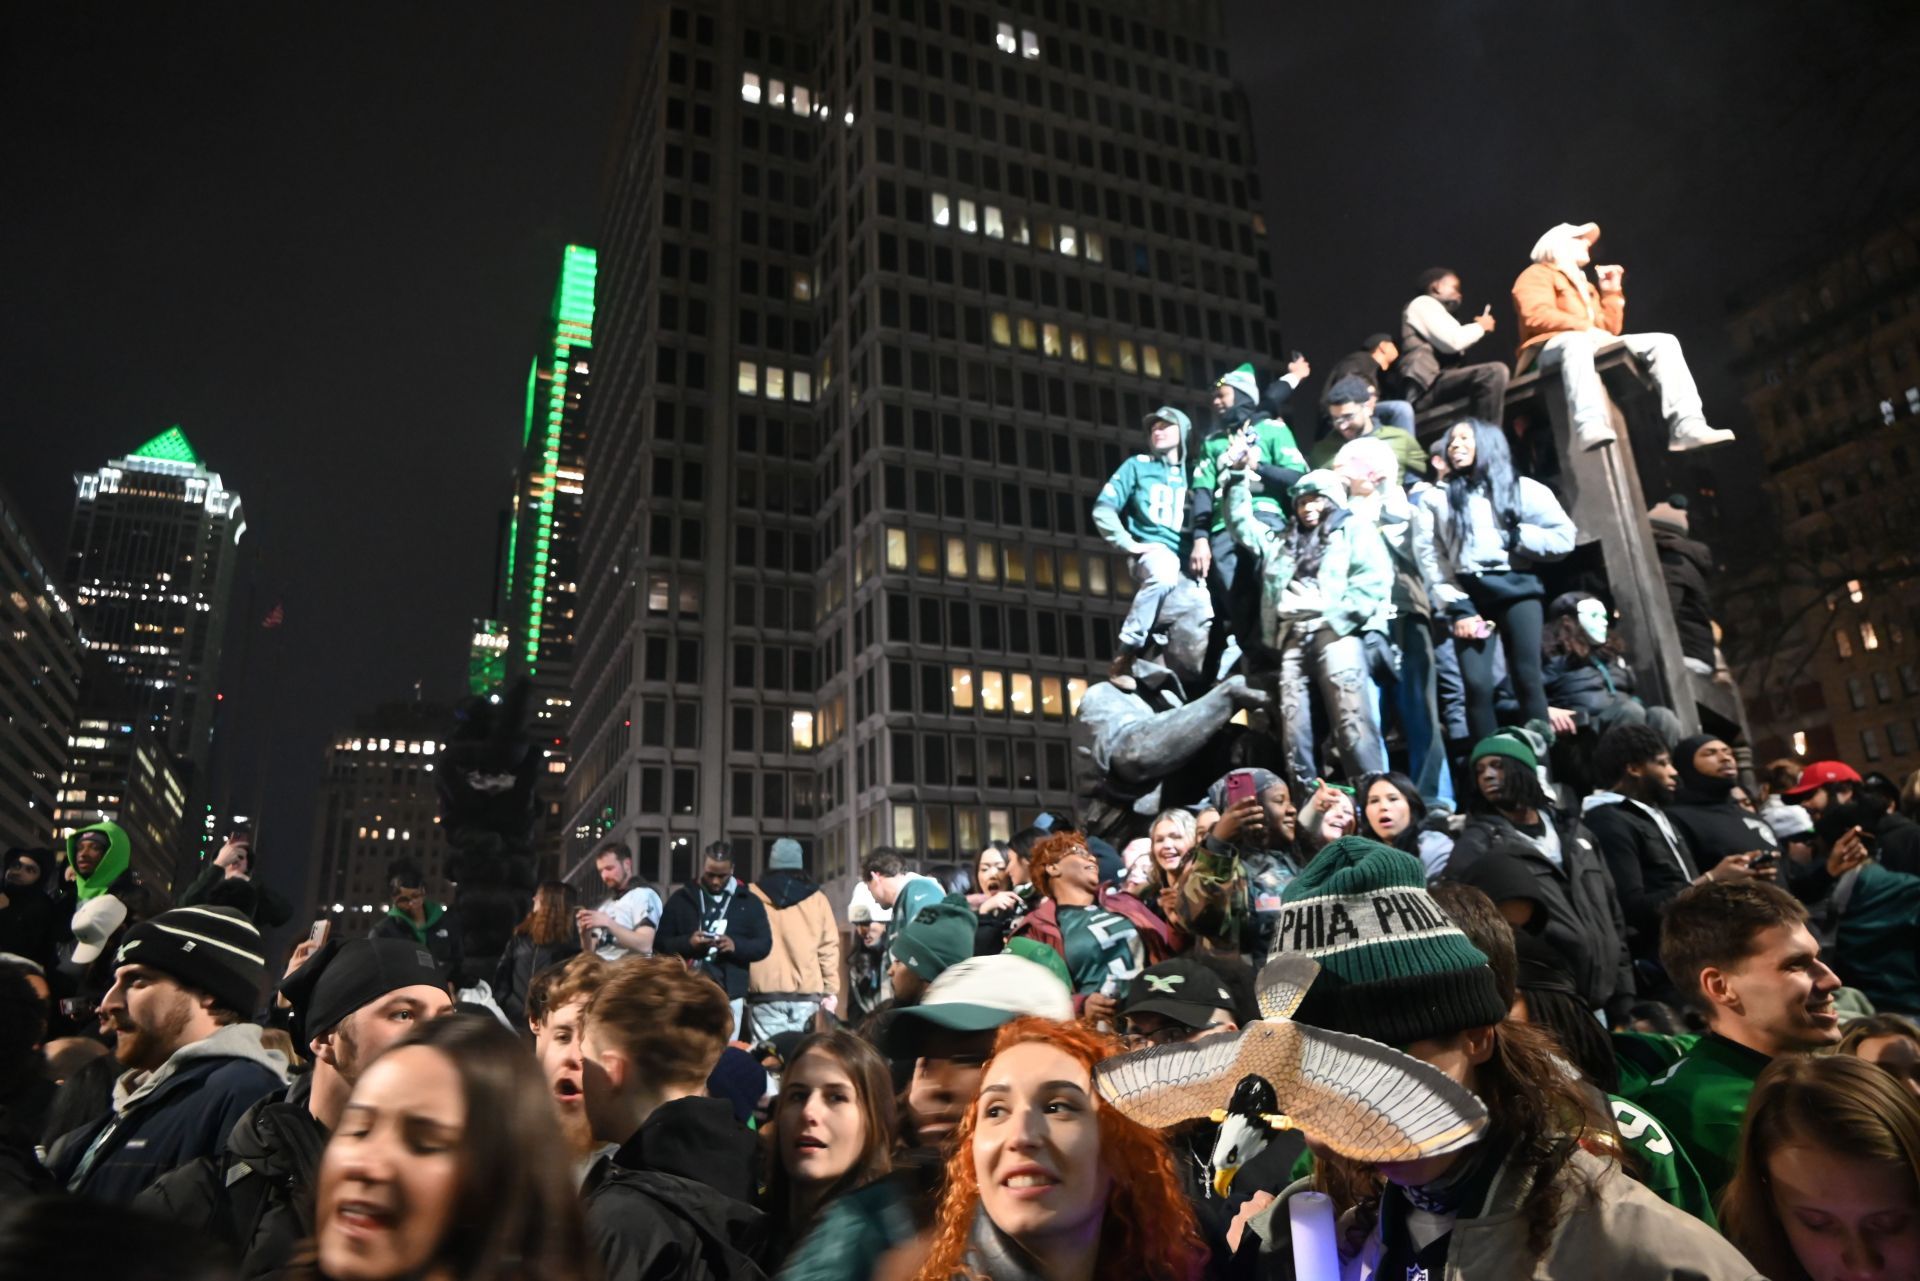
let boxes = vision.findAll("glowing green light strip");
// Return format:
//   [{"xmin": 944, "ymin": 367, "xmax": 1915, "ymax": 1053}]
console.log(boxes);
[
  {"xmin": 130, "ymin": 425, "xmax": 199, "ymax": 465},
  {"xmin": 520, "ymin": 244, "xmax": 596, "ymax": 676}
]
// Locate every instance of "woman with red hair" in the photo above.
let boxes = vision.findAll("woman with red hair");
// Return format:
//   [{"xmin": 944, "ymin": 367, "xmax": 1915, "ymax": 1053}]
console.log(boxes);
[{"xmin": 914, "ymin": 1017, "xmax": 1205, "ymax": 1281}]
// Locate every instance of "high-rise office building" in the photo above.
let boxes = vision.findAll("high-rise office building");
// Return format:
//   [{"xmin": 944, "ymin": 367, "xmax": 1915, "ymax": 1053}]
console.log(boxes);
[
  {"xmin": 0, "ymin": 485, "xmax": 85, "ymax": 851},
  {"xmin": 467, "ymin": 617, "xmax": 509, "ymax": 696},
  {"xmin": 307, "ymin": 701, "xmax": 454, "ymax": 941},
  {"xmin": 63, "ymin": 427, "xmax": 244, "ymax": 883},
  {"xmin": 58, "ymin": 717, "xmax": 187, "ymax": 882},
  {"xmin": 567, "ymin": 1, "xmax": 1278, "ymax": 885},
  {"xmin": 1722, "ymin": 215, "xmax": 1920, "ymax": 776},
  {"xmin": 500, "ymin": 245, "xmax": 597, "ymax": 873}
]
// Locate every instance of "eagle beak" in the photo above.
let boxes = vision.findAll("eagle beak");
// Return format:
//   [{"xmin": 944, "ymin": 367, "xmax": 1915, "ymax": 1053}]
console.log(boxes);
[{"xmin": 1212, "ymin": 1165, "xmax": 1238, "ymax": 1198}]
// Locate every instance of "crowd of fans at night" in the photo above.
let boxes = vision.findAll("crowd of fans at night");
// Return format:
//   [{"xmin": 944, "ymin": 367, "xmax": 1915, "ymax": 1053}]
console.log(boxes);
[{"xmin": 1, "ymin": 221, "xmax": 1917, "ymax": 1281}]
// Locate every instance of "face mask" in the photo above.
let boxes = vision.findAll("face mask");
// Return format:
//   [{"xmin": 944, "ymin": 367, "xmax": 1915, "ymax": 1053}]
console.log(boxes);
[{"xmin": 1575, "ymin": 600, "xmax": 1609, "ymax": 646}]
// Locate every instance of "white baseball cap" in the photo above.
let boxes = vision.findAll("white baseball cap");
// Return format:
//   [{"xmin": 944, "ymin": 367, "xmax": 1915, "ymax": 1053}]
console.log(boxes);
[
  {"xmin": 69, "ymin": 894, "xmax": 129, "ymax": 965},
  {"xmin": 882, "ymin": 953, "xmax": 1074, "ymax": 1057},
  {"xmin": 848, "ymin": 881, "xmax": 891, "ymax": 925}
]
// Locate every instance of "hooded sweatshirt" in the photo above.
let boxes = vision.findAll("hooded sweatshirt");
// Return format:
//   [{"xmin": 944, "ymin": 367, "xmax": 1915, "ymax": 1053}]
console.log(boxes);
[
  {"xmin": 1665, "ymin": 735, "xmax": 1780, "ymax": 869},
  {"xmin": 50, "ymin": 1022, "xmax": 289, "ymax": 1205},
  {"xmin": 67, "ymin": 821, "xmax": 132, "ymax": 901},
  {"xmin": 0, "ymin": 848, "xmax": 64, "ymax": 969}
]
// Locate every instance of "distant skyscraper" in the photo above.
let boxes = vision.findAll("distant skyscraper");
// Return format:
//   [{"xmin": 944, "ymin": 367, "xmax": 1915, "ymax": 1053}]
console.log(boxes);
[
  {"xmin": 1722, "ymin": 214, "xmax": 1920, "ymax": 775},
  {"xmin": 0, "ymin": 484, "xmax": 84, "ymax": 851},
  {"xmin": 64, "ymin": 427, "xmax": 244, "ymax": 883},
  {"xmin": 58, "ymin": 717, "xmax": 187, "ymax": 883},
  {"xmin": 500, "ymin": 245, "xmax": 596, "ymax": 873},
  {"xmin": 307, "ymin": 701, "xmax": 454, "ymax": 941},
  {"xmin": 566, "ymin": 2, "xmax": 1280, "ymax": 885},
  {"xmin": 467, "ymin": 617, "xmax": 509, "ymax": 696}
]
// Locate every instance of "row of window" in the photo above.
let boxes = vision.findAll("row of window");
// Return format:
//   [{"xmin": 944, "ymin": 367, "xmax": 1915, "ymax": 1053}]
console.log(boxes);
[
  {"xmin": 1859, "ymin": 721, "xmax": 1920, "ymax": 763},
  {"xmin": 736, "ymin": 361, "xmax": 816, "ymax": 402},
  {"xmin": 869, "ymin": 527, "xmax": 1135, "ymax": 604},
  {"xmin": 1845, "ymin": 664, "xmax": 1920, "ymax": 708},
  {"xmin": 1835, "ymin": 617, "xmax": 1906, "ymax": 658},
  {"xmin": 868, "ymin": 0, "xmax": 1231, "ymax": 86}
]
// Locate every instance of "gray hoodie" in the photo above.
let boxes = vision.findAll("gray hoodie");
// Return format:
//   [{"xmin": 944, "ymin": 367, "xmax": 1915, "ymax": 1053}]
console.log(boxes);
[{"xmin": 112, "ymin": 1022, "xmax": 289, "ymax": 1116}]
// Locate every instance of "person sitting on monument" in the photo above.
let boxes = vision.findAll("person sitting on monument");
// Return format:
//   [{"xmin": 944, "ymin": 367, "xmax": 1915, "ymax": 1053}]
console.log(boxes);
[
  {"xmin": 1306, "ymin": 375, "xmax": 1429, "ymax": 479},
  {"xmin": 1316, "ymin": 333, "xmax": 1418, "ymax": 435},
  {"xmin": 1540, "ymin": 590, "xmax": 1683, "ymax": 745},
  {"xmin": 1394, "ymin": 267, "xmax": 1511, "ymax": 426},
  {"xmin": 1512, "ymin": 221, "xmax": 1735, "ymax": 452},
  {"xmin": 1073, "ymin": 580, "xmax": 1269, "ymax": 845}
]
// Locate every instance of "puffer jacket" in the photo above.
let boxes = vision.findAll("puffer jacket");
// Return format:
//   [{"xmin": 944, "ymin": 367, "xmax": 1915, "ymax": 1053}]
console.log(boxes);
[
  {"xmin": 135, "ymin": 1077, "xmax": 327, "ymax": 1281},
  {"xmin": 747, "ymin": 871, "xmax": 841, "ymax": 1000},
  {"xmin": 1223, "ymin": 470, "xmax": 1391, "ymax": 644},
  {"xmin": 1542, "ymin": 650, "xmax": 1645, "ymax": 723},
  {"xmin": 47, "ymin": 1022, "xmax": 289, "ymax": 1204},
  {"xmin": 1447, "ymin": 810, "xmax": 1634, "ymax": 1012},
  {"xmin": 1650, "ymin": 520, "xmax": 1716, "ymax": 665}
]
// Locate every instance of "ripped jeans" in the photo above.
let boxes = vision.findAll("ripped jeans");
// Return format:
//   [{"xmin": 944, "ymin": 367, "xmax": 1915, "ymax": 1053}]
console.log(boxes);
[{"xmin": 1276, "ymin": 624, "xmax": 1387, "ymax": 784}]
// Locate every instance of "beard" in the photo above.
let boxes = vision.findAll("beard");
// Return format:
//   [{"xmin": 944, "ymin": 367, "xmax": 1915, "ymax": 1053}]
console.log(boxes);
[{"xmin": 111, "ymin": 993, "xmax": 193, "ymax": 1071}]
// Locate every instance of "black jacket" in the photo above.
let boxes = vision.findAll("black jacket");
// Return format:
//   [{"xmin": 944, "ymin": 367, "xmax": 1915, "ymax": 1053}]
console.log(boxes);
[
  {"xmin": 177, "ymin": 863, "xmax": 293, "ymax": 931},
  {"xmin": 46, "ymin": 1025, "xmax": 286, "ymax": 1205},
  {"xmin": 583, "ymin": 1096, "xmax": 767, "ymax": 1281},
  {"xmin": 1541, "ymin": 651, "xmax": 1644, "ymax": 725},
  {"xmin": 493, "ymin": 933, "xmax": 581, "ymax": 1031},
  {"xmin": 657, "ymin": 881, "xmax": 773, "ymax": 1001},
  {"xmin": 1448, "ymin": 810, "xmax": 1634, "ymax": 1011},
  {"xmin": 0, "ymin": 849, "xmax": 64, "ymax": 970},
  {"xmin": 1667, "ymin": 789, "xmax": 1780, "ymax": 869},
  {"xmin": 371, "ymin": 902, "xmax": 464, "ymax": 985},
  {"xmin": 1650, "ymin": 520, "xmax": 1715, "ymax": 665},
  {"xmin": 135, "ymin": 1078, "xmax": 326, "ymax": 1281},
  {"xmin": 1581, "ymin": 798, "xmax": 1698, "ymax": 963},
  {"xmin": 1875, "ymin": 811, "xmax": 1920, "ymax": 878}
]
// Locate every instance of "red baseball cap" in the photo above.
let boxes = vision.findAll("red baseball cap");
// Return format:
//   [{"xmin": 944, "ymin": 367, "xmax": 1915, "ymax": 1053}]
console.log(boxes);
[{"xmin": 1782, "ymin": 760, "xmax": 1862, "ymax": 796}]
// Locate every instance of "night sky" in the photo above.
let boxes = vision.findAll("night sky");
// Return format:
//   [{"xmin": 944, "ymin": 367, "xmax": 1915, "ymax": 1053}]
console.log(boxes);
[{"xmin": 4, "ymin": 3, "xmax": 1914, "ymax": 930}]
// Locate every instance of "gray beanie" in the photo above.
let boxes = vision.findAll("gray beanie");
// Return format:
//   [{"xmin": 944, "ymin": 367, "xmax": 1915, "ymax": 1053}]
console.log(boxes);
[{"xmin": 768, "ymin": 838, "xmax": 804, "ymax": 871}]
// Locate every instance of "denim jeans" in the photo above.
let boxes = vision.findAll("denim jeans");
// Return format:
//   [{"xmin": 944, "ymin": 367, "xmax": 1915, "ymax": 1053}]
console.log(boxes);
[
  {"xmin": 1541, "ymin": 331, "xmax": 1705, "ymax": 443},
  {"xmin": 1391, "ymin": 614, "xmax": 1454, "ymax": 809},
  {"xmin": 1208, "ymin": 513, "xmax": 1286, "ymax": 670},
  {"xmin": 1278, "ymin": 626, "xmax": 1387, "ymax": 783},
  {"xmin": 1118, "ymin": 544, "xmax": 1184, "ymax": 650}
]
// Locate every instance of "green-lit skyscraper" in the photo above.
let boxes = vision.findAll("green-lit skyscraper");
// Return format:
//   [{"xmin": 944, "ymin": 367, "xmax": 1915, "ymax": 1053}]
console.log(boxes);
[{"xmin": 502, "ymin": 244, "xmax": 596, "ymax": 870}]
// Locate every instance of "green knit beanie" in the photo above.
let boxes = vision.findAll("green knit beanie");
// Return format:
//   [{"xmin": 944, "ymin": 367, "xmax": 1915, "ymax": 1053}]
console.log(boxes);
[
  {"xmin": 1215, "ymin": 362, "xmax": 1258, "ymax": 404},
  {"xmin": 1276, "ymin": 837, "xmax": 1508, "ymax": 1046},
  {"xmin": 890, "ymin": 895, "xmax": 977, "ymax": 982},
  {"xmin": 1470, "ymin": 730, "xmax": 1538, "ymax": 773}
]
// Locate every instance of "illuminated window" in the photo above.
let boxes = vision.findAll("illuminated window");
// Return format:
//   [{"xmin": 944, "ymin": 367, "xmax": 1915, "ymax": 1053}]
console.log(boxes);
[
  {"xmin": 1042, "ymin": 323, "xmax": 1063, "ymax": 357},
  {"xmin": 1004, "ymin": 545, "xmax": 1028, "ymax": 585},
  {"xmin": 768, "ymin": 79, "xmax": 787, "ymax": 108},
  {"xmin": 792, "ymin": 270, "xmax": 813, "ymax": 301},
  {"xmin": 741, "ymin": 72, "xmax": 762, "ymax": 103},
  {"xmin": 1118, "ymin": 340, "xmax": 1139, "ymax": 373},
  {"xmin": 1088, "ymin": 556, "xmax": 1109, "ymax": 594},
  {"xmin": 1094, "ymin": 337, "xmax": 1114, "ymax": 367},
  {"xmin": 791, "ymin": 370, "xmax": 813, "ymax": 402},
  {"xmin": 790, "ymin": 711, "xmax": 815, "ymax": 751},
  {"xmin": 1061, "ymin": 552, "xmax": 1084, "ymax": 591},
  {"xmin": 1021, "ymin": 28, "xmax": 1040, "ymax": 58},
  {"xmin": 765, "ymin": 366, "xmax": 787, "ymax": 401},
  {"xmin": 1010, "ymin": 673, "xmax": 1035, "ymax": 716},
  {"xmin": 792, "ymin": 86, "xmax": 811, "ymax": 115},
  {"xmin": 1040, "ymin": 675, "xmax": 1064, "ymax": 718},
  {"xmin": 1068, "ymin": 331, "xmax": 1088, "ymax": 362},
  {"xmin": 893, "ymin": 804, "xmax": 917, "ymax": 848},
  {"xmin": 1018, "ymin": 318, "xmax": 1038, "ymax": 350},
  {"xmin": 946, "ymin": 536, "xmax": 970, "ymax": 578},
  {"xmin": 916, "ymin": 531, "xmax": 940, "ymax": 574},
  {"xmin": 1084, "ymin": 231, "xmax": 1105, "ymax": 263},
  {"xmin": 1033, "ymin": 549, "xmax": 1056, "ymax": 587},
  {"xmin": 975, "ymin": 540, "xmax": 999, "ymax": 582},
  {"xmin": 1058, "ymin": 224, "xmax": 1078, "ymax": 256},
  {"xmin": 647, "ymin": 574, "xmax": 671, "ymax": 614},
  {"xmin": 1837, "ymin": 628, "xmax": 1854, "ymax": 658},
  {"xmin": 991, "ymin": 312, "xmax": 1013, "ymax": 346},
  {"xmin": 885, "ymin": 527, "xmax": 908, "ymax": 571},
  {"xmin": 980, "ymin": 670, "xmax": 1006, "ymax": 713},
  {"xmin": 958, "ymin": 199, "xmax": 978, "ymax": 233},
  {"xmin": 931, "ymin": 192, "xmax": 952, "ymax": 227},
  {"xmin": 1067, "ymin": 678, "xmax": 1089, "ymax": 715},
  {"xmin": 989, "ymin": 808, "xmax": 1012, "ymax": 842},
  {"xmin": 1011, "ymin": 215, "xmax": 1031, "ymax": 245},
  {"xmin": 1848, "ymin": 578, "xmax": 1866, "ymax": 603},
  {"xmin": 1142, "ymin": 345, "xmax": 1163, "ymax": 377},
  {"xmin": 737, "ymin": 361, "xmax": 759, "ymax": 396},
  {"xmin": 951, "ymin": 667, "xmax": 975, "ymax": 711},
  {"xmin": 1036, "ymin": 222, "xmax": 1055, "ymax": 251},
  {"xmin": 983, "ymin": 205, "xmax": 1005, "ymax": 238},
  {"xmin": 1863, "ymin": 621, "xmax": 1881, "ymax": 650},
  {"xmin": 996, "ymin": 21, "xmax": 1018, "ymax": 53}
]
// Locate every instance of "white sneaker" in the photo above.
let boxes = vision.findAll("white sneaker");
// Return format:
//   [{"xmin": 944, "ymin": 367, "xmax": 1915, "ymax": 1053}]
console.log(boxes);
[{"xmin": 1669, "ymin": 420, "xmax": 1736, "ymax": 452}]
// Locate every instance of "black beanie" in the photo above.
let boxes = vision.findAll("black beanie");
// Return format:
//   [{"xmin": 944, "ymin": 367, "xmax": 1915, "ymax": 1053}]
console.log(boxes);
[
  {"xmin": 114, "ymin": 906, "xmax": 268, "ymax": 1018},
  {"xmin": 281, "ymin": 937, "xmax": 450, "ymax": 1045}
]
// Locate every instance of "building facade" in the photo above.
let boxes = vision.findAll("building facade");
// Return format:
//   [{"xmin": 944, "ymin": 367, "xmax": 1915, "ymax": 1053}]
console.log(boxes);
[
  {"xmin": 566, "ymin": 0, "xmax": 1279, "ymax": 887},
  {"xmin": 62, "ymin": 427, "xmax": 244, "ymax": 884},
  {"xmin": 306, "ymin": 701, "xmax": 455, "ymax": 941},
  {"xmin": 1722, "ymin": 215, "xmax": 1920, "ymax": 777},
  {"xmin": 0, "ymin": 485, "xmax": 84, "ymax": 852},
  {"xmin": 57, "ymin": 717, "xmax": 187, "ymax": 885}
]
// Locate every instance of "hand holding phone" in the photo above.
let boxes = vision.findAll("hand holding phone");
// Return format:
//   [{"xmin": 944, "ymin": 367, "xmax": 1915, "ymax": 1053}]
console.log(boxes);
[
  {"xmin": 308, "ymin": 919, "xmax": 332, "ymax": 948},
  {"xmin": 1225, "ymin": 769, "xmax": 1259, "ymax": 808}
]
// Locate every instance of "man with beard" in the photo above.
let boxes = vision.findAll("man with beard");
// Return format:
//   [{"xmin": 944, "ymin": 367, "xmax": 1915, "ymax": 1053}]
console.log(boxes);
[
  {"xmin": 1395, "ymin": 268, "xmax": 1511, "ymax": 425},
  {"xmin": 137, "ymin": 937, "xmax": 453, "ymax": 1276},
  {"xmin": 1666, "ymin": 734, "xmax": 1785, "ymax": 873},
  {"xmin": 1188, "ymin": 362, "xmax": 1309, "ymax": 666},
  {"xmin": 46, "ymin": 906, "xmax": 287, "ymax": 1204},
  {"xmin": 1582, "ymin": 723, "xmax": 1702, "ymax": 966},
  {"xmin": 1641, "ymin": 880, "xmax": 1845, "ymax": 1197},
  {"xmin": 529, "ymin": 952, "xmax": 615, "ymax": 1183}
]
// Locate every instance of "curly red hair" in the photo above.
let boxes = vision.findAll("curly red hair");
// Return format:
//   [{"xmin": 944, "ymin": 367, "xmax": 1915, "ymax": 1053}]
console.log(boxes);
[
  {"xmin": 1026, "ymin": 831, "xmax": 1088, "ymax": 901},
  {"xmin": 913, "ymin": 1017, "xmax": 1205, "ymax": 1281}
]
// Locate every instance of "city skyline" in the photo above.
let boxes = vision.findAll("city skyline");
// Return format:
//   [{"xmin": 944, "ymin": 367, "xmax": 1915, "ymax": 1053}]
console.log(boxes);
[{"xmin": 3, "ymin": 2, "xmax": 1913, "ymax": 932}]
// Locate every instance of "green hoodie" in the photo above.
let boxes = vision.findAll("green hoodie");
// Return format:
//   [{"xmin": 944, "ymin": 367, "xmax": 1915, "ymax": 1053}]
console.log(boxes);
[
  {"xmin": 384, "ymin": 900, "xmax": 448, "ymax": 943},
  {"xmin": 66, "ymin": 821, "xmax": 132, "ymax": 902}
]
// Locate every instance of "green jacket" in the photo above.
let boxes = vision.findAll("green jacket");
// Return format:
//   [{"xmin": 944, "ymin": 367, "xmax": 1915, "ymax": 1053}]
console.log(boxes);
[
  {"xmin": 1606, "ymin": 1094, "xmax": 1719, "ymax": 1228},
  {"xmin": 1637, "ymin": 1033, "xmax": 1773, "ymax": 1199},
  {"xmin": 1306, "ymin": 422, "xmax": 1429, "ymax": 478},
  {"xmin": 1829, "ymin": 863, "xmax": 1920, "ymax": 1015},
  {"xmin": 1612, "ymin": 1030, "xmax": 1699, "ymax": 1099},
  {"xmin": 1189, "ymin": 417, "xmax": 1307, "ymax": 533},
  {"xmin": 776, "ymin": 1177, "xmax": 915, "ymax": 1281},
  {"xmin": 1223, "ymin": 471, "xmax": 1390, "ymax": 644}
]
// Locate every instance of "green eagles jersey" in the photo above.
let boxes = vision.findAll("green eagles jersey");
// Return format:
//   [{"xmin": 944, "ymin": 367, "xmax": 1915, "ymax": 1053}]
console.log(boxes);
[
  {"xmin": 1096, "ymin": 454, "xmax": 1188, "ymax": 551},
  {"xmin": 1191, "ymin": 419, "xmax": 1308, "ymax": 532},
  {"xmin": 1637, "ymin": 1033, "xmax": 1772, "ymax": 1199},
  {"xmin": 1056, "ymin": 903, "xmax": 1145, "ymax": 997},
  {"xmin": 1612, "ymin": 1030, "xmax": 1700, "ymax": 1099},
  {"xmin": 1607, "ymin": 1095, "xmax": 1719, "ymax": 1227}
]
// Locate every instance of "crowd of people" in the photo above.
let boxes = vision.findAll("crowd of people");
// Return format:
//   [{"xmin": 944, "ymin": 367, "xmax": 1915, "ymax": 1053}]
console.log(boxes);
[{"xmin": 1, "ymin": 218, "xmax": 1917, "ymax": 1280}]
